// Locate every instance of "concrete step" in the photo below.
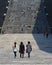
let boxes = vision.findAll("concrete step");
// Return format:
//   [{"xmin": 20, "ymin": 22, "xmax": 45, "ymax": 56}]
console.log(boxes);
[
  {"xmin": 0, "ymin": 50, "xmax": 52, "ymax": 64},
  {"xmin": 2, "ymin": 0, "xmax": 49, "ymax": 33}
]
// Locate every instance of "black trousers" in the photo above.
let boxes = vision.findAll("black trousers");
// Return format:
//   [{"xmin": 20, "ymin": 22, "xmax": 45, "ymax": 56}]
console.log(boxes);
[
  {"xmin": 14, "ymin": 52, "xmax": 17, "ymax": 58},
  {"xmin": 20, "ymin": 53, "xmax": 24, "ymax": 58}
]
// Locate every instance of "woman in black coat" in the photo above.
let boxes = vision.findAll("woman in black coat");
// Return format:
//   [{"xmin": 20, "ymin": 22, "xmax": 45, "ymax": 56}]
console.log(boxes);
[{"xmin": 19, "ymin": 42, "xmax": 25, "ymax": 58}]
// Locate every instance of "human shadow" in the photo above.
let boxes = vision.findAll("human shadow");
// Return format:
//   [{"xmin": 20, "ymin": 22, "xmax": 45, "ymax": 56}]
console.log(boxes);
[{"xmin": 32, "ymin": 0, "xmax": 52, "ymax": 53}]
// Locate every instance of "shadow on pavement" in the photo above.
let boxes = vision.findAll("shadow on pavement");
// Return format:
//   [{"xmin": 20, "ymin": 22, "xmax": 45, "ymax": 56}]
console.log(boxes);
[
  {"xmin": 32, "ymin": 0, "xmax": 48, "ymax": 33},
  {"xmin": 32, "ymin": 0, "xmax": 52, "ymax": 53},
  {"xmin": 32, "ymin": 34, "xmax": 52, "ymax": 53}
]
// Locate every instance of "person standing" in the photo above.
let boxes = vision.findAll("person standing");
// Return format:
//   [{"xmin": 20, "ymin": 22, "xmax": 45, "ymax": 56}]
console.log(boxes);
[
  {"xmin": 26, "ymin": 41, "xmax": 32, "ymax": 58},
  {"xmin": 19, "ymin": 42, "xmax": 25, "ymax": 58},
  {"xmin": 13, "ymin": 42, "xmax": 17, "ymax": 58}
]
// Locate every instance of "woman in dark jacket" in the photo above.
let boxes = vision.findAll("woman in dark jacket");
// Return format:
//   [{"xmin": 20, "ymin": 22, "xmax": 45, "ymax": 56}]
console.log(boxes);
[{"xmin": 19, "ymin": 42, "xmax": 25, "ymax": 58}]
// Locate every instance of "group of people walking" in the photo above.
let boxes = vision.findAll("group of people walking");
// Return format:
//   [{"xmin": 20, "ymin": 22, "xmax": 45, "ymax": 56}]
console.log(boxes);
[{"xmin": 13, "ymin": 41, "xmax": 32, "ymax": 58}]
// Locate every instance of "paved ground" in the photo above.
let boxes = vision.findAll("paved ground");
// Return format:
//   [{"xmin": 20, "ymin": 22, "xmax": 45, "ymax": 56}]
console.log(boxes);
[{"xmin": 0, "ymin": 34, "xmax": 52, "ymax": 65}]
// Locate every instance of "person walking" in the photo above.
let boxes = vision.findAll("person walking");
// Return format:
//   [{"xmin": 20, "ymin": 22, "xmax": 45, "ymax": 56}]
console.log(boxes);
[
  {"xmin": 19, "ymin": 42, "xmax": 25, "ymax": 58},
  {"xmin": 26, "ymin": 41, "xmax": 32, "ymax": 58},
  {"xmin": 46, "ymin": 32, "xmax": 49, "ymax": 38},
  {"xmin": 13, "ymin": 42, "xmax": 17, "ymax": 58}
]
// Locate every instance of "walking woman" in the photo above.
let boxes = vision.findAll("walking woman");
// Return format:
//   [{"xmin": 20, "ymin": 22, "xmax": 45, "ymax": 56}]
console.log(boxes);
[
  {"xmin": 19, "ymin": 42, "xmax": 25, "ymax": 58},
  {"xmin": 13, "ymin": 42, "xmax": 17, "ymax": 58}
]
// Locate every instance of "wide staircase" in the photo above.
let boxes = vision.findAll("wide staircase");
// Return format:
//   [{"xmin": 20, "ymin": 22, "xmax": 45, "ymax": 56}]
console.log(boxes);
[
  {"xmin": 1, "ymin": 0, "xmax": 49, "ymax": 33},
  {"xmin": 0, "ymin": 34, "xmax": 52, "ymax": 65}
]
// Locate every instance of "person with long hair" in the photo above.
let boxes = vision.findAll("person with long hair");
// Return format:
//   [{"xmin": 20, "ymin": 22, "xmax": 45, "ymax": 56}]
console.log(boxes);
[
  {"xmin": 13, "ymin": 42, "xmax": 17, "ymax": 58},
  {"xmin": 19, "ymin": 42, "xmax": 25, "ymax": 58}
]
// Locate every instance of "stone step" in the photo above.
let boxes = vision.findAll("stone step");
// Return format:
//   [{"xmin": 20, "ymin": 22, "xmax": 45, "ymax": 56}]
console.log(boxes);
[
  {"xmin": 2, "ymin": 0, "xmax": 49, "ymax": 33},
  {"xmin": 0, "ymin": 64, "xmax": 52, "ymax": 65}
]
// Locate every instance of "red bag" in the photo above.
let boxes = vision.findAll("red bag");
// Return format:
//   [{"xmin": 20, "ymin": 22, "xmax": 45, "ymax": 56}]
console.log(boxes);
[{"xmin": 24, "ymin": 51, "xmax": 25, "ymax": 54}]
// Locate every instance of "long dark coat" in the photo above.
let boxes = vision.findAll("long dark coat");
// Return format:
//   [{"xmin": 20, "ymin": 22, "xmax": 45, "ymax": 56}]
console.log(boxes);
[{"xmin": 19, "ymin": 44, "xmax": 25, "ymax": 54}]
